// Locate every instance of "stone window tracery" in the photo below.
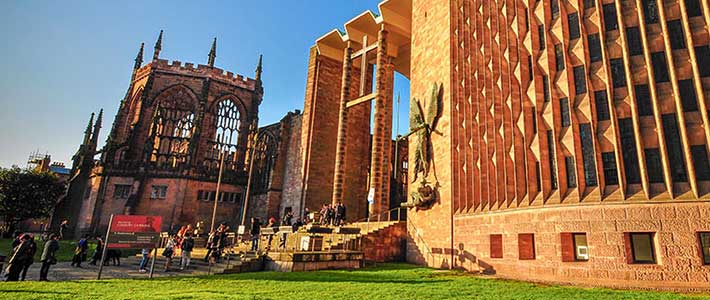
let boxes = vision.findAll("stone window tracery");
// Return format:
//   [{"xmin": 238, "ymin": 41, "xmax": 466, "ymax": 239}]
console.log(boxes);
[
  {"xmin": 252, "ymin": 131, "xmax": 277, "ymax": 194},
  {"xmin": 208, "ymin": 99, "xmax": 243, "ymax": 171},
  {"xmin": 149, "ymin": 97, "xmax": 195, "ymax": 169}
]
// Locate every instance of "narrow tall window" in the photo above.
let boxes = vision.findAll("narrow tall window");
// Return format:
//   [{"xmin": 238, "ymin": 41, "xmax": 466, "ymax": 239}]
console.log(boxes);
[
  {"xmin": 560, "ymin": 98, "xmax": 571, "ymax": 127},
  {"xmin": 211, "ymin": 99, "xmax": 243, "ymax": 171},
  {"xmin": 568, "ymin": 13, "xmax": 580, "ymax": 40},
  {"xmin": 588, "ymin": 34, "xmax": 602, "ymax": 63},
  {"xmin": 635, "ymin": 85, "xmax": 653, "ymax": 116},
  {"xmin": 555, "ymin": 44, "xmax": 564, "ymax": 71},
  {"xmin": 574, "ymin": 66, "xmax": 587, "ymax": 95},
  {"xmin": 551, "ymin": 0, "xmax": 560, "ymax": 19},
  {"xmin": 619, "ymin": 118, "xmax": 641, "ymax": 184},
  {"xmin": 686, "ymin": 0, "xmax": 702, "ymax": 18},
  {"xmin": 610, "ymin": 58, "xmax": 627, "ymax": 88},
  {"xmin": 538, "ymin": 25, "xmax": 546, "ymax": 50},
  {"xmin": 603, "ymin": 4, "xmax": 618, "ymax": 31},
  {"xmin": 580, "ymin": 124, "xmax": 598, "ymax": 186},
  {"xmin": 626, "ymin": 27, "xmax": 643, "ymax": 56},
  {"xmin": 566, "ymin": 156, "xmax": 577, "ymax": 188},
  {"xmin": 518, "ymin": 233, "xmax": 536, "ymax": 260},
  {"xmin": 696, "ymin": 46, "xmax": 710, "ymax": 77},
  {"xmin": 662, "ymin": 114, "xmax": 688, "ymax": 182},
  {"xmin": 691, "ymin": 145, "xmax": 710, "ymax": 181},
  {"xmin": 679, "ymin": 79, "xmax": 698, "ymax": 112},
  {"xmin": 667, "ymin": 20, "xmax": 686, "ymax": 50},
  {"xmin": 602, "ymin": 152, "xmax": 619, "ymax": 185},
  {"xmin": 645, "ymin": 148, "xmax": 665, "ymax": 183},
  {"xmin": 594, "ymin": 90, "xmax": 610, "ymax": 121},
  {"xmin": 699, "ymin": 232, "xmax": 710, "ymax": 265},
  {"xmin": 535, "ymin": 161, "xmax": 542, "ymax": 191},
  {"xmin": 543, "ymin": 75, "xmax": 550, "ymax": 103},
  {"xmin": 651, "ymin": 52, "xmax": 669, "ymax": 83},
  {"xmin": 628, "ymin": 232, "xmax": 656, "ymax": 264},
  {"xmin": 547, "ymin": 130, "xmax": 558, "ymax": 189},
  {"xmin": 490, "ymin": 234, "xmax": 503, "ymax": 258},
  {"xmin": 642, "ymin": 0, "xmax": 659, "ymax": 24},
  {"xmin": 531, "ymin": 107, "xmax": 538, "ymax": 133},
  {"xmin": 584, "ymin": 0, "xmax": 595, "ymax": 10},
  {"xmin": 528, "ymin": 55, "xmax": 534, "ymax": 81}
]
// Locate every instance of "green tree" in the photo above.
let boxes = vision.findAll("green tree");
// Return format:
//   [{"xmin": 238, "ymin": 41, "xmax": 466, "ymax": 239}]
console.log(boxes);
[{"xmin": 0, "ymin": 167, "xmax": 66, "ymax": 235}]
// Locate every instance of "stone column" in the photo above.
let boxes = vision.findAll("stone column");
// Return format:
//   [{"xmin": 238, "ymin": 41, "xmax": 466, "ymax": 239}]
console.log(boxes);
[
  {"xmin": 332, "ymin": 44, "xmax": 353, "ymax": 205},
  {"xmin": 369, "ymin": 27, "xmax": 394, "ymax": 217}
]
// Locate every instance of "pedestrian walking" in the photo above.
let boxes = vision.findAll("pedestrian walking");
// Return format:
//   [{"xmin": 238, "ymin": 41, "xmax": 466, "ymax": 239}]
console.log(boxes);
[
  {"xmin": 138, "ymin": 248, "xmax": 151, "ymax": 273},
  {"xmin": 89, "ymin": 236, "xmax": 104, "ymax": 265},
  {"xmin": 39, "ymin": 234, "xmax": 59, "ymax": 281},
  {"xmin": 58, "ymin": 220, "xmax": 69, "ymax": 240},
  {"xmin": 20, "ymin": 235, "xmax": 37, "ymax": 281},
  {"xmin": 203, "ymin": 231, "xmax": 216, "ymax": 262},
  {"xmin": 163, "ymin": 236, "xmax": 177, "ymax": 272},
  {"xmin": 180, "ymin": 233, "xmax": 194, "ymax": 270},
  {"xmin": 5, "ymin": 234, "xmax": 32, "ymax": 281},
  {"xmin": 249, "ymin": 217, "xmax": 261, "ymax": 252},
  {"xmin": 335, "ymin": 202, "xmax": 347, "ymax": 226},
  {"xmin": 71, "ymin": 234, "xmax": 89, "ymax": 268}
]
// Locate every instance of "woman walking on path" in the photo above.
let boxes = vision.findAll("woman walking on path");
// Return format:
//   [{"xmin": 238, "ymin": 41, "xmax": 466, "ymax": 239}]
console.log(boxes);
[{"xmin": 163, "ymin": 236, "xmax": 177, "ymax": 272}]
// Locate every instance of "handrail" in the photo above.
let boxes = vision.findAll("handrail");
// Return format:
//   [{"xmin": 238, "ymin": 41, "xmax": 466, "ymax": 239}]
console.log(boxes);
[
  {"xmin": 406, "ymin": 217, "xmax": 435, "ymax": 265},
  {"xmin": 353, "ymin": 206, "xmax": 406, "ymax": 224}
]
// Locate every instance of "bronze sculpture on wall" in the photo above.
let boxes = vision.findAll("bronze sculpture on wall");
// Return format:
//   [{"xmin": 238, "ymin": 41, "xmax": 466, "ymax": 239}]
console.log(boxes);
[{"xmin": 403, "ymin": 82, "xmax": 442, "ymax": 208}]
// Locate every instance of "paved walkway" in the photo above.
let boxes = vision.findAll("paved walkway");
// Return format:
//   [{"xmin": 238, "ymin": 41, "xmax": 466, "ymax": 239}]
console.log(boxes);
[{"xmin": 13, "ymin": 257, "xmax": 210, "ymax": 281}]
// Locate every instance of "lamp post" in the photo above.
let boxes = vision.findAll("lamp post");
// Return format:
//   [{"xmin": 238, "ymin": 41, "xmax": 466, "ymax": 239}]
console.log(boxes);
[
  {"xmin": 241, "ymin": 122, "xmax": 259, "ymax": 226},
  {"xmin": 210, "ymin": 145, "xmax": 226, "ymax": 232}
]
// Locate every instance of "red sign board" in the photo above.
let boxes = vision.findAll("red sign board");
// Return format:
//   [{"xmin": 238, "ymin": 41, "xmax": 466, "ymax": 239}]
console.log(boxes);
[{"xmin": 106, "ymin": 215, "xmax": 162, "ymax": 249}]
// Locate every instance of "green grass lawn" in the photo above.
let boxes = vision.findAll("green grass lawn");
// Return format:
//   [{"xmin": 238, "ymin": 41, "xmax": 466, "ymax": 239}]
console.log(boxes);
[
  {"xmin": 0, "ymin": 263, "xmax": 708, "ymax": 300},
  {"xmin": 0, "ymin": 238, "xmax": 97, "ymax": 262}
]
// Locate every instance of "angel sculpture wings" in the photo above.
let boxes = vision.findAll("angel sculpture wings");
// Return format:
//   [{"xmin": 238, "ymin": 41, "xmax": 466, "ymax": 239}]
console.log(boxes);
[
  {"xmin": 408, "ymin": 82, "xmax": 442, "ymax": 184},
  {"xmin": 402, "ymin": 83, "xmax": 442, "ymax": 208}
]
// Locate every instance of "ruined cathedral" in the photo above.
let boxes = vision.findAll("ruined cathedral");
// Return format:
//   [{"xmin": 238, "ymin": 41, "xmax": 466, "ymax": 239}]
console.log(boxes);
[{"xmin": 55, "ymin": 31, "xmax": 408, "ymax": 236}]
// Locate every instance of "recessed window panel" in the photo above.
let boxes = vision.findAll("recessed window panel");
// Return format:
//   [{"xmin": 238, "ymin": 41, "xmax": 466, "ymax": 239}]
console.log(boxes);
[
  {"xmin": 651, "ymin": 52, "xmax": 669, "ymax": 83},
  {"xmin": 568, "ymin": 13, "xmax": 580, "ymax": 40},
  {"xmin": 603, "ymin": 4, "xmax": 618, "ymax": 31},
  {"xmin": 594, "ymin": 90, "xmax": 610, "ymax": 121},
  {"xmin": 642, "ymin": 0, "xmax": 659, "ymax": 24},
  {"xmin": 679, "ymin": 79, "xmax": 698, "ymax": 112},
  {"xmin": 602, "ymin": 152, "xmax": 619, "ymax": 185},
  {"xmin": 580, "ymin": 124, "xmax": 598, "ymax": 186},
  {"xmin": 574, "ymin": 233, "xmax": 589, "ymax": 261},
  {"xmin": 619, "ymin": 118, "xmax": 641, "ymax": 184},
  {"xmin": 561, "ymin": 98, "xmax": 571, "ymax": 127},
  {"xmin": 645, "ymin": 148, "xmax": 665, "ymax": 183},
  {"xmin": 699, "ymin": 232, "xmax": 710, "ymax": 265},
  {"xmin": 574, "ymin": 66, "xmax": 587, "ymax": 95},
  {"xmin": 686, "ymin": 0, "xmax": 702, "ymax": 18},
  {"xmin": 588, "ymin": 34, "xmax": 602, "ymax": 63},
  {"xmin": 667, "ymin": 20, "xmax": 686, "ymax": 50},
  {"xmin": 626, "ymin": 27, "xmax": 643, "ymax": 56},
  {"xmin": 635, "ymin": 85, "xmax": 653, "ymax": 116},
  {"xmin": 555, "ymin": 44, "xmax": 565, "ymax": 71},
  {"xmin": 691, "ymin": 145, "xmax": 710, "ymax": 181},
  {"xmin": 662, "ymin": 114, "xmax": 688, "ymax": 182},
  {"xmin": 629, "ymin": 233, "xmax": 656, "ymax": 264},
  {"xmin": 610, "ymin": 58, "xmax": 627, "ymax": 88},
  {"xmin": 566, "ymin": 156, "xmax": 577, "ymax": 188}
]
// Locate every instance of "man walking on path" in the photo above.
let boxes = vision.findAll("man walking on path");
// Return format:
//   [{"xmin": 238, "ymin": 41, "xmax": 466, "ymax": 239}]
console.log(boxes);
[
  {"xmin": 71, "ymin": 234, "xmax": 89, "ymax": 268},
  {"xmin": 138, "ymin": 248, "xmax": 151, "ymax": 273},
  {"xmin": 39, "ymin": 234, "xmax": 59, "ymax": 281},
  {"xmin": 180, "ymin": 233, "xmax": 194, "ymax": 270}
]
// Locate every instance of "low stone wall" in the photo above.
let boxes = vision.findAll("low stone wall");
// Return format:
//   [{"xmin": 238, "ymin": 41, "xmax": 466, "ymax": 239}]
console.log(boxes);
[{"xmin": 264, "ymin": 251, "xmax": 363, "ymax": 272}]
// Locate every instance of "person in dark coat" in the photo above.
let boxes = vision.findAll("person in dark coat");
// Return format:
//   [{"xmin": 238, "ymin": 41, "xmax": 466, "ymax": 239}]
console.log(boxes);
[
  {"xmin": 5, "ymin": 234, "xmax": 32, "ymax": 281},
  {"xmin": 335, "ymin": 202, "xmax": 347, "ymax": 226},
  {"xmin": 325, "ymin": 204, "xmax": 335, "ymax": 226},
  {"xmin": 89, "ymin": 236, "xmax": 104, "ymax": 265},
  {"xmin": 39, "ymin": 234, "xmax": 59, "ymax": 281},
  {"xmin": 249, "ymin": 218, "xmax": 261, "ymax": 251},
  {"xmin": 20, "ymin": 235, "xmax": 37, "ymax": 281}
]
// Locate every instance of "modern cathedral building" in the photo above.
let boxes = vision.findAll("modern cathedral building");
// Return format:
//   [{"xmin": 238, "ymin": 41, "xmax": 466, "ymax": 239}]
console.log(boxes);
[{"xmin": 311, "ymin": 0, "xmax": 710, "ymax": 289}]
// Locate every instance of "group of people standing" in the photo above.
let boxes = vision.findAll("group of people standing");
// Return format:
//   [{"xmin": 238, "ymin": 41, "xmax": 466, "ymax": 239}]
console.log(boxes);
[
  {"xmin": 319, "ymin": 202, "xmax": 347, "ymax": 226},
  {"xmin": 5, "ymin": 232, "xmax": 59, "ymax": 281}
]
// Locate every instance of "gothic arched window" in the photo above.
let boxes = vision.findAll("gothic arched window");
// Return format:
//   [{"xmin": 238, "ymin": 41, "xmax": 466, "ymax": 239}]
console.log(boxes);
[
  {"xmin": 149, "ymin": 97, "xmax": 195, "ymax": 169},
  {"xmin": 208, "ymin": 99, "xmax": 243, "ymax": 171},
  {"xmin": 252, "ymin": 131, "xmax": 277, "ymax": 194}
]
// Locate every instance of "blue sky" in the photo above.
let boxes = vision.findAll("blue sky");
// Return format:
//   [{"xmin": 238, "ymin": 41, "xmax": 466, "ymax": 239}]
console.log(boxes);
[{"xmin": 0, "ymin": 0, "xmax": 410, "ymax": 168}]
